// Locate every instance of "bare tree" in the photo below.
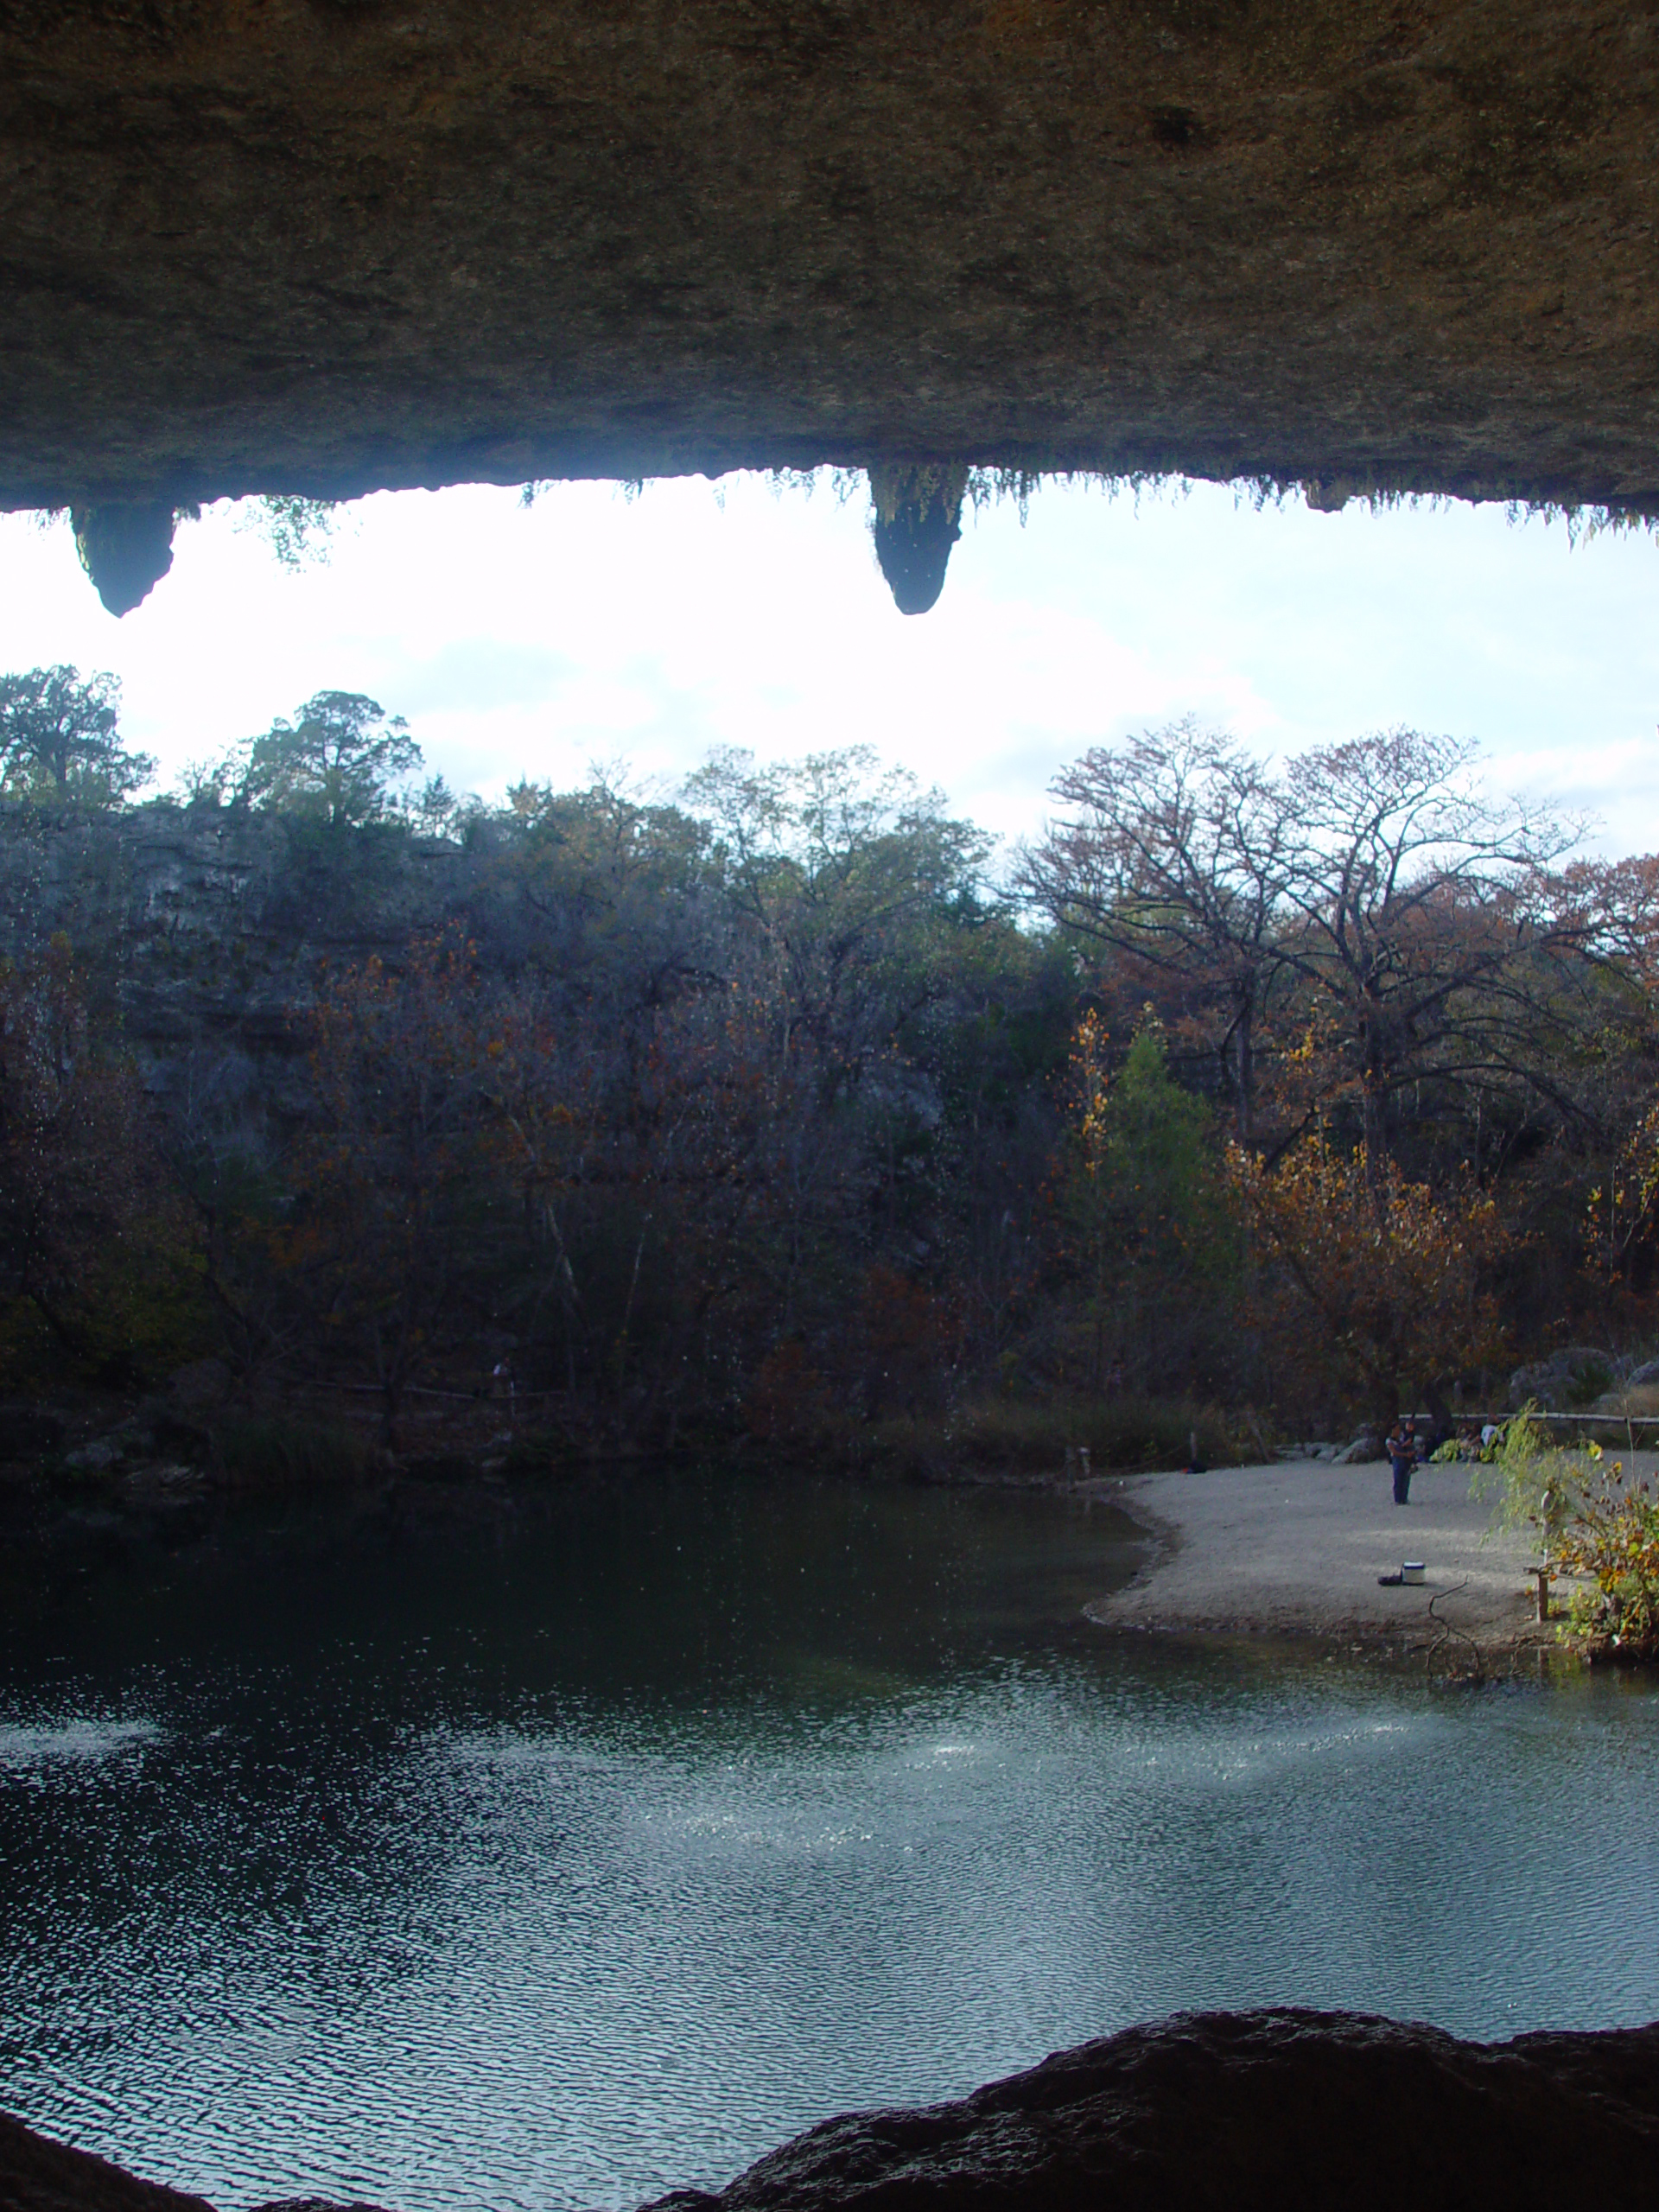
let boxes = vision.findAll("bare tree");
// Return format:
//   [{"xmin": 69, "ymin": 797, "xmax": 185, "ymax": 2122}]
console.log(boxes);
[
  {"xmin": 1024, "ymin": 722, "xmax": 1587, "ymax": 1185},
  {"xmin": 684, "ymin": 744, "xmax": 996, "ymax": 1096},
  {"xmin": 1020, "ymin": 719, "xmax": 1294, "ymax": 1141},
  {"xmin": 1269, "ymin": 730, "xmax": 1583, "ymax": 1188}
]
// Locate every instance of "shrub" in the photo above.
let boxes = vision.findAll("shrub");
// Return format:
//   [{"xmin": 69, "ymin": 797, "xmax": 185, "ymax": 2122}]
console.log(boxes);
[
  {"xmin": 212, "ymin": 1414, "xmax": 365, "ymax": 1486},
  {"xmin": 1552, "ymin": 1461, "xmax": 1659, "ymax": 1656},
  {"xmin": 1562, "ymin": 1355, "xmax": 1613, "ymax": 1409},
  {"xmin": 1473, "ymin": 1404, "xmax": 1659, "ymax": 1656},
  {"xmin": 937, "ymin": 1393, "xmax": 1250, "ymax": 1476}
]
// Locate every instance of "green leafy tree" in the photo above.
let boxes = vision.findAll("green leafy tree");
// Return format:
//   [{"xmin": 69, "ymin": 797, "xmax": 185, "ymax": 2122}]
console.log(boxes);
[
  {"xmin": 1054, "ymin": 1011, "xmax": 1238, "ymax": 1392},
  {"xmin": 0, "ymin": 666, "xmax": 155, "ymax": 806},
  {"xmin": 242, "ymin": 690, "xmax": 420, "ymax": 828},
  {"xmin": 503, "ymin": 767, "xmax": 717, "ymax": 1014}
]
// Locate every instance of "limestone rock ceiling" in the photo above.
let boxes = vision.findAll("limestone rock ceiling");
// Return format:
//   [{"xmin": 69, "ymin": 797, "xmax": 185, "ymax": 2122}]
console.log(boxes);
[{"xmin": 3, "ymin": 2, "xmax": 1658, "ymax": 531}]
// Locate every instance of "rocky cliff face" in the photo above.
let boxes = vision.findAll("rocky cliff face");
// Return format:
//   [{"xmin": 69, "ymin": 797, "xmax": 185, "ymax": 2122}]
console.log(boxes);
[
  {"xmin": 6, "ymin": 2010, "xmax": 1659, "ymax": 2212},
  {"xmin": 2, "ymin": 3, "xmax": 1658, "ymax": 518},
  {"xmin": 0, "ymin": 802, "xmax": 473, "ymax": 1117}
]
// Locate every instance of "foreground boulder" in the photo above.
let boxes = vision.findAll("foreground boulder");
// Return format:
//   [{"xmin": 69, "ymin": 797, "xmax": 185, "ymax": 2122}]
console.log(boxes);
[
  {"xmin": 1507, "ymin": 1346, "xmax": 1617, "ymax": 1412},
  {"xmin": 0, "ymin": 2111, "xmax": 215, "ymax": 2212},
  {"xmin": 8, "ymin": 2010, "xmax": 1659, "ymax": 2212},
  {"xmin": 646, "ymin": 2009, "xmax": 1659, "ymax": 2212}
]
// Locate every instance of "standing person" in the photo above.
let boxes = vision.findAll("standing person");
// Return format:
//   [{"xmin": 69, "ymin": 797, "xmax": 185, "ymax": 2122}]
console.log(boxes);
[{"xmin": 1389, "ymin": 1421, "xmax": 1414, "ymax": 1505}]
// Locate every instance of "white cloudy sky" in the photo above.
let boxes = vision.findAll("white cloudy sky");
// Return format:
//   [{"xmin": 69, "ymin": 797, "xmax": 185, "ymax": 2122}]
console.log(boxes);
[{"xmin": 1, "ymin": 471, "xmax": 1656, "ymax": 859}]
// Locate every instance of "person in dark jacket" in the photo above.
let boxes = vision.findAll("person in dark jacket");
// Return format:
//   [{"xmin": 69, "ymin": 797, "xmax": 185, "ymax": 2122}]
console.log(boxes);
[{"xmin": 1388, "ymin": 1421, "xmax": 1414, "ymax": 1504}]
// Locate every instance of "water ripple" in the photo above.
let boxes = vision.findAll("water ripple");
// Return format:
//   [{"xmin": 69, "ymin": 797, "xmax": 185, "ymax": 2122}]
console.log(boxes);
[
  {"xmin": 4, "ymin": 1480, "xmax": 1659, "ymax": 2212},
  {"xmin": 0, "ymin": 1719, "xmax": 161, "ymax": 1765}
]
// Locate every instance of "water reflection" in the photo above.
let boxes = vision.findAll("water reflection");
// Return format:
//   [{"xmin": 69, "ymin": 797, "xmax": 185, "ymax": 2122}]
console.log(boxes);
[{"xmin": 3, "ymin": 1472, "xmax": 1658, "ymax": 2212}]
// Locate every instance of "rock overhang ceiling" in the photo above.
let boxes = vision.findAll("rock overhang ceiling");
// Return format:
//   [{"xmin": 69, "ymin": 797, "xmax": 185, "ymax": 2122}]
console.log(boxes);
[{"xmin": 5, "ymin": 0, "xmax": 1658, "ymax": 609}]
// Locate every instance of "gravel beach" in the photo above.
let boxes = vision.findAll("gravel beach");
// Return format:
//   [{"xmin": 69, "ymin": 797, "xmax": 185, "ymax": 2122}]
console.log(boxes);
[{"xmin": 1085, "ymin": 1452, "xmax": 1659, "ymax": 1648}]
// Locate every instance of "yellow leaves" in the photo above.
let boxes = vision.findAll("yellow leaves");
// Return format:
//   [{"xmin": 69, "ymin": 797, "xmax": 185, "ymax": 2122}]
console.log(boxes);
[
  {"xmin": 1066, "ymin": 1007, "xmax": 1115, "ymax": 1175},
  {"xmin": 1286, "ymin": 1025, "xmax": 1320, "ymax": 1066},
  {"xmin": 1548, "ymin": 1456, "xmax": 1659, "ymax": 1649},
  {"xmin": 1229, "ymin": 1129, "xmax": 1510, "ymax": 1396}
]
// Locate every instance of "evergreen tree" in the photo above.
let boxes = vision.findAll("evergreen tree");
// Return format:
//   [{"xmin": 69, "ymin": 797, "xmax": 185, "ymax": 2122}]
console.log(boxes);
[
  {"xmin": 0, "ymin": 666, "xmax": 154, "ymax": 805},
  {"xmin": 242, "ymin": 690, "xmax": 419, "ymax": 828},
  {"xmin": 1058, "ymin": 1014, "xmax": 1238, "ymax": 1393}
]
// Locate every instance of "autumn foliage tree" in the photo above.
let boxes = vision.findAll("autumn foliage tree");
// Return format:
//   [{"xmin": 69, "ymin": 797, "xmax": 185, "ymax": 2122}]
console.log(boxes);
[
  {"xmin": 10, "ymin": 694, "xmax": 1659, "ymax": 1457},
  {"xmin": 1480, "ymin": 1417, "xmax": 1659, "ymax": 1656},
  {"xmin": 531, "ymin": 967, "xmax": 874, "ymax": 1439},
  {"xmin": 274, "ymin": 915, "xmax": 880, "ymax": 1449},
  {"xmin": 1228, "ymin": 1134, "xmax": 1510, "ymax": 1429},
  {"xmin": 1545, "ymin": 1454, "xmax": 1659, "ymax": 1656}
]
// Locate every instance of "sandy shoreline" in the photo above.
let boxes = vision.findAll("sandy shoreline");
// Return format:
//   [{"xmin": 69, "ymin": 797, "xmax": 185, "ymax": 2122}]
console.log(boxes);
[{"xmin": 1084, "ymin": 1452, "xmax": 1659, "ymax": 1649}]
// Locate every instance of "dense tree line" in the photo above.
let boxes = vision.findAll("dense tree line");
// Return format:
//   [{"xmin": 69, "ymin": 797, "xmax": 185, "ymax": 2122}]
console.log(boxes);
[{"xmin": 3, "ymin": 669, "xmax": 1658, "ymax": 1466}]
